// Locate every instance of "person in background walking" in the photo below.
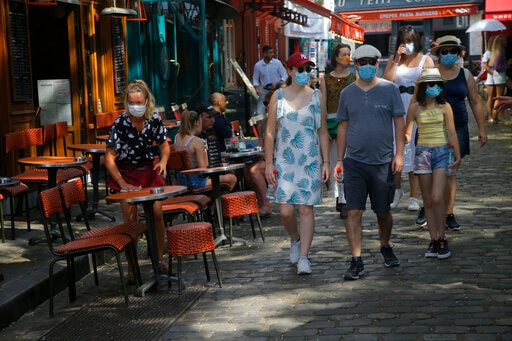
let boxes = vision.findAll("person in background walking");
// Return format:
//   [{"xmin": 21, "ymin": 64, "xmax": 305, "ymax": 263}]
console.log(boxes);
[
  {"xmin": 405, "ymin": 68, "xmax": 461, "ymax": 259},
  {"xmin": 319, "ymin": 43, "xmax": 356, "ymax": 219},
  {"xmin": 105, "ymin": 79, "xmax": 170, "ymax": 280},
  {"xmin": 487, "ymin": 34, "xmax": 508, "ymax": 124},
  {"xmin": 481, "ymin": 35, "xmax": 497, "ymax": 121},
  {"xmin": 335, "ymin": 45, "xmax": 404, "ymax": 280},
  {"xmin": 429, "ymin": 35, "xmax": 487, "ymax": 230},
  {"xmin": 383, "ymin": 25, "xmax": 435, "ymax": 212},
  {"xmin": 253, "ymin": 45, "xmax": 288, "ymax": 115},
  {"xmin": 265, "ymin": 51, "xmax": 330, "ymax": 275}
]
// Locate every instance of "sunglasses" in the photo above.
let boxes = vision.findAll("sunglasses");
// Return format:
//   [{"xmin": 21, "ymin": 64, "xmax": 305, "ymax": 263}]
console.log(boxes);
[
  {"xmin": 297, "ymin": 65, "xmax": 312, "ymax": 73},
  {"xmin": 426, "ymin": 82, "xmax": 442, "ymax": 87},
  {"xmin": 357, "ymin": 59, "xmax": 377, "ymax": 66},
  {"xmin": 440, "ymin": 48, "xmax": 459, "ymax": 55}
]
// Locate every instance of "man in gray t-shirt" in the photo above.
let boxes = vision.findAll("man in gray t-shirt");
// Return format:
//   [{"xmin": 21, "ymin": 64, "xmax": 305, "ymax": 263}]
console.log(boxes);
[{"xmin": 334, "ymin": 44, "xmax": 405, "ymax": 281}]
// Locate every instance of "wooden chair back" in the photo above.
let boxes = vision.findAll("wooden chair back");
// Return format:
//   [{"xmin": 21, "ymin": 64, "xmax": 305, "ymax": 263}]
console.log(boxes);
[
  {"xmin": 55, "ymin": 121, "xmax": 69, "ymax": 156},
  {"xmin": 42, "ymin": 123, "xmax": 56, "ymax": 155},
  {"xmin": 5, "ymin": 128, "xmax": 43, "ymax": 172}
]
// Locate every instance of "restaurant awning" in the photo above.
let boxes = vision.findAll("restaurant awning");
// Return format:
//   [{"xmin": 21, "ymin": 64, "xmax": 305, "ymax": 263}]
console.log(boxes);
[
  {"xmin": 485, "ymin": 0, "xmax": 512, "ymax": 20},
  {"xmin": 340, "ymin": 4, "xmax": 480, "ymax": 22},
  {"xmin": 330, "ymin": 14, "xmax": 364, "ymax": 43},
  {"xmin": 288, "ymin": 0, "xmax": 330, "ymax": 18},
  {"xmin": 206, "ymin": 0, "xmax": 241, "ymax": 19}
]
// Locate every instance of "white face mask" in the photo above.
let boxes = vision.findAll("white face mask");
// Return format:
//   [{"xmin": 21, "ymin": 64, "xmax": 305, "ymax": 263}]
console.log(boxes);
[
  {"xmin": 405, "ymin": 42, "xmax": 415, "ymax": 55},
  {"xmin": 128, "ymin": 104, "xmax": 147, "ymax": 118}
]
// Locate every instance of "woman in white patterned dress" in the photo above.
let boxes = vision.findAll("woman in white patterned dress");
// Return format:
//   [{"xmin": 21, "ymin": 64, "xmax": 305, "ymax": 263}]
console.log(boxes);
[{"xmin": 265, "ymin": 52, "xmax": 330, "ymax": 275}]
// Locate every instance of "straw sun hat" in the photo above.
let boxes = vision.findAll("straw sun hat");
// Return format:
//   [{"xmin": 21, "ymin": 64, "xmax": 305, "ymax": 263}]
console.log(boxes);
[
  {"xmin": 416, "ymin": 68, "xmax": 444, "ymax": 84},
  {"xmin": 430, "ymin": 35, "xmax": 465, "ymax": 55}
]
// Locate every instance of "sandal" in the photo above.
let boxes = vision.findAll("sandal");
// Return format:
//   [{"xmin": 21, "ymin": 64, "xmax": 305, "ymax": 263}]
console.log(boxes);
[{"xmin": 258, "ymin": 207, "xmax": 272, "ymax": 218}]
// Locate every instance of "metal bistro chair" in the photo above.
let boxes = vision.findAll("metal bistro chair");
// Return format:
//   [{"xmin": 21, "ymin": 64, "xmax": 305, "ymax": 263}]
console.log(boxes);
[
  {"xmin": 167, "ymin": 222, "xmax": 222, "ymax": 293},
  {"xmin": 39, "ymin": 186, "xmax": 137, "ymax": 317},
  {"xmin": 220, "ymin": 190, "xmax": 265, "ymax": 247},
  {"xmin": 59, "ymin": 179, "xmax": 145, "ymax": 285}
]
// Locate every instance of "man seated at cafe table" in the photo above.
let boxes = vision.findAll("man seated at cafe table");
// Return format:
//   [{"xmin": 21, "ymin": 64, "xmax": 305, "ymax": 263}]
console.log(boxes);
[{"xmin": 209, "ymin": 92, "xmax": 233, "ymax": 152}]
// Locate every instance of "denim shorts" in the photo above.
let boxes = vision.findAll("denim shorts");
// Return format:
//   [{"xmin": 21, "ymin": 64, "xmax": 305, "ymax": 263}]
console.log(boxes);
[
  {"xmin": 176, "ymin": 173, "xmax": 207, "ymax": 189},
  {"xmin": 414, "ymin": 144, "xmax": 449, "ymax": 175}
]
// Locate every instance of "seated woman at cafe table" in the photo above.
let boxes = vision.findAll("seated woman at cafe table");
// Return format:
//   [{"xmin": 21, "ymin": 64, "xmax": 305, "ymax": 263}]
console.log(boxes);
[
  {"xmin": 105, "ymin": 79, "xmax": 170, "ymax": 281},
  {"xmin": 173, "ymin": 110, "xmax": 237, "ymax": 190}
]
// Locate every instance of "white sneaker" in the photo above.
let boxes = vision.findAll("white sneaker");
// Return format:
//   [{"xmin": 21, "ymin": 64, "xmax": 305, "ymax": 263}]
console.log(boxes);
[
  {"xmin": 390, "ymin": 189, "xmax": 403, "ymax": 208},
  {"xmin": 297, "ymin": 256, "xmax": 312, "ymax": 275},
  {"xmin": 408, "ymin": 197, "xmax": 420, "ymax": 211},
  {"xmin": 290, "ymin": 239, "xmax": 300, "ymax": 264}
]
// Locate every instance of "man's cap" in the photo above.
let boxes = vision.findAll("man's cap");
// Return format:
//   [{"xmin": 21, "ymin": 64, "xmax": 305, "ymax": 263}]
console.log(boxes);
[
  {"xmin": 352, "ymin": 44, "xmax": 382, "ymax": 61},
  {"xmin": 195, "ymin": 102, "xmax": 216, "ymax": 116},
  {"xmin": 430, "ymin": 35, "xmax": 465, "ymax": 55},
  {"xmin": 417, "ymin": 68, "xmax": 444, "ymax": 84},
  {"xmin": 286, "ymin": 52, "xmax": 316, "ymax": 68}
]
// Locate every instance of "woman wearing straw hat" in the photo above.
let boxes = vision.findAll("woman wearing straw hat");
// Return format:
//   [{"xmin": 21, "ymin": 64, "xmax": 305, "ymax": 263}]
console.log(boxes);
[
  {"xmin": 406, "ymin": 68, "xmax": 461, "ymax": 259},
  {"xmin": 429, "ymin": 35, "xmax": 487, "ymax": 231}
]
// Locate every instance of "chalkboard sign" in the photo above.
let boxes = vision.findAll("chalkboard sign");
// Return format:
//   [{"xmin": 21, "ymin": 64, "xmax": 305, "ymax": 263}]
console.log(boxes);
[
  {"xmin": 8, "ymin": 1, "xmax": 32, "ymax": 101},
  {"xmin": 112, "ymin": 18, "xmax": 126, "ymax": 95},
  {"xmin": 205, "ymin": 133, "xmax": 222, "ymax": 168}
]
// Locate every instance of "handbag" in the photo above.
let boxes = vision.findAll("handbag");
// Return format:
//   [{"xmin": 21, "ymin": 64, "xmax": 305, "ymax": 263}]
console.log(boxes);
[{"xmin": 327, "ymin": 118, "xmax": 339, "ymax": 139}]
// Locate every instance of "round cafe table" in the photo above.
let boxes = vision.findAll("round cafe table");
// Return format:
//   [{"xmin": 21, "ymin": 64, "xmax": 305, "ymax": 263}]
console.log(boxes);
[
  {"xmin": 181, "ymin": 163, "xmax": 245, "ymax": 246},
  {"xmin": 106, "ymin": 185, "xmax": 187, "ymax": 297},
  {"xmin": 68, "ymin": 144, "xmax": 115, "ymax": 222},
  {"xmin": 17, "ymin": 156, "xmax": 87, "ymax": 245},
  {"xmin": 17, "ymin": 156, "xmax": 87, "ymax": 188}
]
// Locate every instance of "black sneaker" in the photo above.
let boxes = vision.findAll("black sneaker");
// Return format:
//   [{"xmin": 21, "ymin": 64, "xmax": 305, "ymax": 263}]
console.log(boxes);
[
  {"xmin": 416, "ymin": 207, "xmax": 427, "ymax": 228},
  {"xmin": 437, "ymin": 237, "xmax": 451, "ymax": 259},
  {"xmin": 425, "ymin": 240, "xmax": 438, "ymax": 258},
  {"xmin": 335, "ymin": 198, "xmax": 341, "ymax": 212},
  {"xmin": 445, "ymin": 214, "xmax": 460, "ymax": 230},
  {"xmin": 381, "ymin": 245, "xmax": 400, "ymax": 267},
  {"xmin": 344, "ymin": 257, "xmax": 364, "ymax": 280},
  {"xmin": 340, "ymin": 203, "xmax": 348, "ymax": 219}
]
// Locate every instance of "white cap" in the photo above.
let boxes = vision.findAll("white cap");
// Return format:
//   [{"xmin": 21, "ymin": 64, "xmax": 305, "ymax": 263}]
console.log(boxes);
[{"xmin": 352, "ymin": 44, "xmax": 382, "ymax": 61}]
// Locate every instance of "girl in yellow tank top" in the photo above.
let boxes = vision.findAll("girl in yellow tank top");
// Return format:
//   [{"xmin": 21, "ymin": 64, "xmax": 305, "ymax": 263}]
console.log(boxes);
[{"xmin": 405, "ymin": 68, "xmax": 461, "ymax": 260}]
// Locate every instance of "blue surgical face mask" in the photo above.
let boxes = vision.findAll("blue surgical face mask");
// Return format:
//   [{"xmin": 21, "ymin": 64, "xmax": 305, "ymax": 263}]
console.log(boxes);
[
  {"xmin": 425, "ymin": 84, "xmax": 442, "ymax": 98},
  {"xmin": 128, "ymin": 104, "xmax": 147, "ymax": 118},
  {"xmin": 440, "ymin": 53, "xmax": 458, "ymax": 66},
  {"xmin": 405, "ymin": 43, "xmax": 415, "ymax": 55},
  {"xmin": 294, "ymin": 71, "xmax": 310, "ymax": 86},
  {"xmin": 358, "ymin": 64, "xmax": 377, "ymax": 82}
]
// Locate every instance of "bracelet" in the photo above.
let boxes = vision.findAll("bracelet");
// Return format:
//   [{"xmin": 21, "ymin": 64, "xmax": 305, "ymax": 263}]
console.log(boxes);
[
  {"xmin": 115, "ymin": 176, "xmax": 124, "ymax": 182},
  {"xmin": 323, "ymin": 161, "xmax": 330, "ymax": 164},
  {"xmin": 337, "ymin": 159, "xmax": 342, "ymax": 161}
]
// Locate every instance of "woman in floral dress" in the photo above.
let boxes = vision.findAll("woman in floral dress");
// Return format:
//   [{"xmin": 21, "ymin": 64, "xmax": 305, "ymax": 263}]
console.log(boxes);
[{"xmin": 265, "ymin": 52, "xmax": 330, "ymax": 275}]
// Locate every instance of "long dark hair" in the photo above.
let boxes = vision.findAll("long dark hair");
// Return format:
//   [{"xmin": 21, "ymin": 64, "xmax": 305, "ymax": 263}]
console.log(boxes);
[
  {"xmin": 416, "ymin": 82, "xmax": 446, "ymax": 106},
  {"xmin": 397, "ymin": 25, "xmax": 423, "ymax": 53}
]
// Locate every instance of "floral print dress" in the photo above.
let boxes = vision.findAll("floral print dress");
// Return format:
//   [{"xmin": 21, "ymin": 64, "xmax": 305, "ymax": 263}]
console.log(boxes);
[{"xmin": 273, "ymin": 88, "xmax": 323, "ymax": 205}]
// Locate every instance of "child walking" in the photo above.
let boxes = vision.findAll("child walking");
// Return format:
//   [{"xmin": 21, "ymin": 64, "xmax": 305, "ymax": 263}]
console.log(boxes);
[{"xmin": 405, "ymin": 68, "xmax": 461, "ymax": 259}]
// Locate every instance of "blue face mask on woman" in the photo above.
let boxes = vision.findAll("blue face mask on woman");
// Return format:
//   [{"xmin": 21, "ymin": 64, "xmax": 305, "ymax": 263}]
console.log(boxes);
[
  {"xmin": 358, "ymin": 64, "xmax": 377, "ymax": 82},
  {"xmin": 294, "ymin": 71, "xmax": 310, "ymax": 86},
  {"xmin": 425, "ymin": 84, "xmax": 442, "ymax": 98},
  {"xmin": 440, "ymin": 53, "xmax": 458, "ymax": 66}
]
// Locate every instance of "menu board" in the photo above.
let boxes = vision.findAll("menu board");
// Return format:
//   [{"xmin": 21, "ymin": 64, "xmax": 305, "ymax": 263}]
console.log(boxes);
[
  {"xmin": 9, "ymin": 1, "xmax": 32, "ymax": 101},
  {"xmin": 112, "ymin": 18, "xmax": 126, "ymax": 95},
  {"xmin": 37, "ymin": 79, "xmax": 72, "ymax": 126},
  {"xmin": 205, "ymin": 134, "xmax": 222, "ymax": 167}
]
